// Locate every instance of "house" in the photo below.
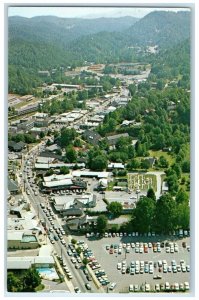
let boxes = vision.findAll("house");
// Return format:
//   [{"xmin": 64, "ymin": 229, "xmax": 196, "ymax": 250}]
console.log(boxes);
[
  {"xmin": 52, "ymin": 193, "xmax": 96, "ymax": 212},
  {"xmin": 45, "ymin": 144, "xmax": 61, "ymax": 152},
  {"xmin": 30, "ymin": 127, "xmax": 47, "ymax": 138},
  {"xmin": 62, "ymin": 208, "xmax": 83, "ymax": 217},
  {"xmin": 66, "ymin": 215, "xmax": 98, "ymax": 231},
  {"xmin": 144, "ymin": 157, "xmax": 156, "ymax": 167},
  {"xmin": 39, "ymin": 151, "xmax": 62, "ymax": 161},
  {"xmin": 83, "ymin": 130, "xmax": 102, "ymax": 145},
  {"xmin": 8, "ymin": 141, "xmax": 26, "ymax": 152},
  {"xmin": 106, "ymin": 133, "xmax": 130, "ymax": 146},
  {"xmin": 17, "ymin": 120, "xmax": 35, "ymax": 131},
  {"xmin": 8, "ymin": 177, "xmax": 19, "ymax": 194}
]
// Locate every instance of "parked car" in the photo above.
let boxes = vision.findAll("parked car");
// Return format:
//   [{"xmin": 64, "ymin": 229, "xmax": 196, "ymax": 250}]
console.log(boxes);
[
  {"xmin": 129, "ymin": 285, "xmax": 134, "ymax": 292},
  {"xmin": 109, "ymin": 282, "xmax": 116, "ymax": 290},
  {"xmin": 155, "ymin": 284, "xmax": 160, "ymax": 292},
  {"xmin": 85, "ymin": 283, "xmax": 91, "ymax": 290}
]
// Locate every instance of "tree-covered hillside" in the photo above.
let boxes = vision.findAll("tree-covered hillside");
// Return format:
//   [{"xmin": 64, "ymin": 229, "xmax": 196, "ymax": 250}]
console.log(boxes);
[
  {"xmin": 125, "ymin": 11, "xmax": 190, "ymax": 47},
  {"xmin": 8, "ymin": 11, "xmax": 191, "ymax": 94}
]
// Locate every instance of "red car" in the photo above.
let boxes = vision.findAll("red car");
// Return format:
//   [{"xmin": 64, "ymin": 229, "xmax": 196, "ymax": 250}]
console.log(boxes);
[{"xmin": 109, "ymin": 249, "xmax": 113, "ymax": 254}]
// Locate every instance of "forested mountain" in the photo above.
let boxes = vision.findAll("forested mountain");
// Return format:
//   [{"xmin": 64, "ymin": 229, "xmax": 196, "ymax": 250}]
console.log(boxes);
[
  {"xmin": 9, "ymin": 15, "xmax": 138, "ymax": 46},
  {"xmin": 125, "ymin": 11, "xmax": 190, "ymax": 47},
  {"xmin": 8, "ymin": 11, "xmax": 191, "ymax": 94}
]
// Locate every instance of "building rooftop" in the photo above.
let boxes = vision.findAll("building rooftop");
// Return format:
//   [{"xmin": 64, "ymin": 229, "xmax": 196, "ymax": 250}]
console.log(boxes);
[
  {"xmin": 36, "ymin": 156, "xmax": 55, "ymax": 164},
  {"xmin": 72, "ymin": 171, "xmax": 109, "ymax": 178},
  {"xmin": 8, "ymin": 177, "xmax": 19, "ymax": 193},
  {"xmin": 7, "ymin": 231, "xmax": 23, "ymax": 241},
  {"xmin": 39, "ymin": 245, "xmax": 53, "ymax": 256},
  {"xmin": 44, "ymin": 174, "xmax": 73, "ymax": 182},
  {"xmin": 43, "ymin": 178, "xmax": 73, "ymax": 188},
  {"xmin": 7, "ymin": 259, "xmax": 32, "ymax": 270},
  {"xmin": 107, "ymin": 133, "xmax": 129, "ymax": 141}
]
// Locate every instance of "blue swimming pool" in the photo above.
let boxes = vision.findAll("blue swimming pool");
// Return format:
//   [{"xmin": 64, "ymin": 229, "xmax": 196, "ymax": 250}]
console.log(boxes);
[
  {"xmin": 36, "ymin": 267, "xmax": 55, "ymax": 275},
  {"xmin": 36, "ymin": 267, "xmax": 59, "ymax": 280}
]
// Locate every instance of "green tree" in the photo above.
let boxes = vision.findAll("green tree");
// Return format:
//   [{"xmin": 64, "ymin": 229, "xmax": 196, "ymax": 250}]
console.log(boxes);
[
  {"xmin": 90, "ymin": 155, "xmax": 107, "ymax": 171},
  {"xmin": 182, "ymin": 160, "xmax": 190, "ymax": 173},
  {"xmin": 176, "ymin": 202, "xmax": 190, "ymax": 229},
  {"xmin": 96, "ymin": 215, "xmax": 108, "ymax": 234},
  {"xmin": 141, "ymin": 159, "xmax": 151, "ymax": 170},
  {"xmin": 59, "ymin": 128, "xmax": 76, "ymax": 148},
  {"xmin": 126, "ymin": 159, "xmax": 140, "ymax": 170},
  {"xmin": 45, "ymin": 169, "xmax": 54, "ymax": 176},
  {"xmin": 71, "ymin": 238, "xmax": 77, "ymax": 245},
  {"xmin": 60, "ymin": 166, "xmax": 70, "ymax": 174},
  {"xmin": 158, "ymin": 156, "xmax": 169, "ymax": 168},
  {"xmin": 128, "ymin": 83, "xmax": 136, "ymax": 96},
  {"xmin": 167, "ymin": 174, "xmax": 179, "ymax": 194},
  {"xmin": 7, "ymin": 272, "xmax": 22, "ymax": 292},
  {"xmin": 131, "ymin": 197, "xmax": 156, "ymax": 233},
  {"xmin": 107, "ymin": 202, "xmax": 123, "ymax": 217},
  {"xmin": 82, "ymin": 258, "xmax": 89, "ymax": 265},
  {"xmin": 155, "ymin": 194, "xmax": 177, "ymax": 233},
  {"xmin": 172, "ymin": 163, "xmax": 182, "ymax": 179},
  {"xmin": 74, "ymin": 138, "xmax": 82, "ymax": 147},
  {"xmin": 65, "ymin": 146, "xmax": 77, "ymax": 163},
  {"xmin": 39, "ymin": 131, "xmax": 45, "ymax": 139},
  {"xmin": 175, "ymin": 189, "xmax": 189, "ymax": 204},
  {"xmin": 76, "ymin": 247, "xmax": 82, "ymax": 255},
  {"xmin": 147, "ymin": 188, "xmax": 156, "ymax": 201},
  {"xmin": 23, "ymin": 268, "xmax": 41, "ymax": 292}
]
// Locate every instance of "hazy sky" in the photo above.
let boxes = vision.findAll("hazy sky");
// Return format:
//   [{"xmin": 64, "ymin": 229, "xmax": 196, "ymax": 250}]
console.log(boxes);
[{"xmin": 8, "ymin": 6, "xmax": 190, "ymax": 19}]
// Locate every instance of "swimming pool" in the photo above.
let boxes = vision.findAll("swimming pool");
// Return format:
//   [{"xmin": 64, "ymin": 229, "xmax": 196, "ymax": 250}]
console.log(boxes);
[{"xmin": 36, "ymin": 267, "xmax": 59, "ymax": 280}]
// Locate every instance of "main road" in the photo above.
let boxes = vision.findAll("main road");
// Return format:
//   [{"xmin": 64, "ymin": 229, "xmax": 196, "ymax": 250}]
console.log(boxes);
[{"xmin": 18, "ymin": 141, "xmax": 102, "ymax": 293}]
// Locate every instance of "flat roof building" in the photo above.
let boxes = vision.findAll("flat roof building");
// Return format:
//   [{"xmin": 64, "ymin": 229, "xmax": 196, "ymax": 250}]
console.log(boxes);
[{"xmin": 72, "ymin": 171, "xmax": 110, "ymax": 178}]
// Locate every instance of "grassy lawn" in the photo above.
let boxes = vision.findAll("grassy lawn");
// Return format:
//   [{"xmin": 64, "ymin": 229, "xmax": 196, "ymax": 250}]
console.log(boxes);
[
  {"xmin": 149, "ymin": 150, "xmax": 175, "ymax": 166},
  {"xmin": 127, "ymin": 173, "xmax": 157, "ymax": 192},
  {"xmin": 107, "ymin": 181, "xmax": 115, "ymax": 191},
  {"xmin": 35, "ymin": 284, "xmax": 45, "ymax": 292}
]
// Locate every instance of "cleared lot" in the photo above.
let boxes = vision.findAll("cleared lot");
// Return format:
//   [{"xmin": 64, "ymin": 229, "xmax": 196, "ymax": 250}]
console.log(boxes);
[{"xmin": 71, "ymin": 235, "xmax": 190, "ymax": 293}]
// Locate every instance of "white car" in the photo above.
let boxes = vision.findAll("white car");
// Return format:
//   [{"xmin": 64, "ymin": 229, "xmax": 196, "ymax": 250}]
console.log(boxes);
[
  {"xmin": 155, "ymin": 284, "xmax": 160, "ymax": 292},
  {"xmin": 184, "ymin": 282, "xmax": 190, "ymax": 290},
  {"xmin": 129, "ymin": 285, "xmax": 134, "ymax": 292},
  {"xmin": 109, "ymin": 282, "xmax": 116, "ymax": 290}
]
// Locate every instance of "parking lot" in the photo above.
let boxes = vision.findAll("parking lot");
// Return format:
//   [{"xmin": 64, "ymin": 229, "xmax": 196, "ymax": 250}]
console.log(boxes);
[{"xmin": 71, "ymin": 234, "xmax": 190, "ymax": 293}]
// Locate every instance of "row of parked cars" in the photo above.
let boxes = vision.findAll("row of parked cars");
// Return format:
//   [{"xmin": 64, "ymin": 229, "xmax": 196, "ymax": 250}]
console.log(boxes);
[
  {"xmin": 77, "ymin": 240, "xmax": 110, "ymax": 287},
  {"xmin": 86, "ymin": 230, "xmax": 190, "ymax": 239},
  {"xmin": 106, "ymin": 240, "xmax": 190, "ymax": 255},
  {"xmin": 129, "ymin": 281, "xmax": 190, "ymax": 292},
  {"xmin": 117, "ymin": 259, "xmax": 190, "ymax": 275},
  {"xmin": 57, "ymin": 256, "xmax": 73, "ymax": 280}
]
